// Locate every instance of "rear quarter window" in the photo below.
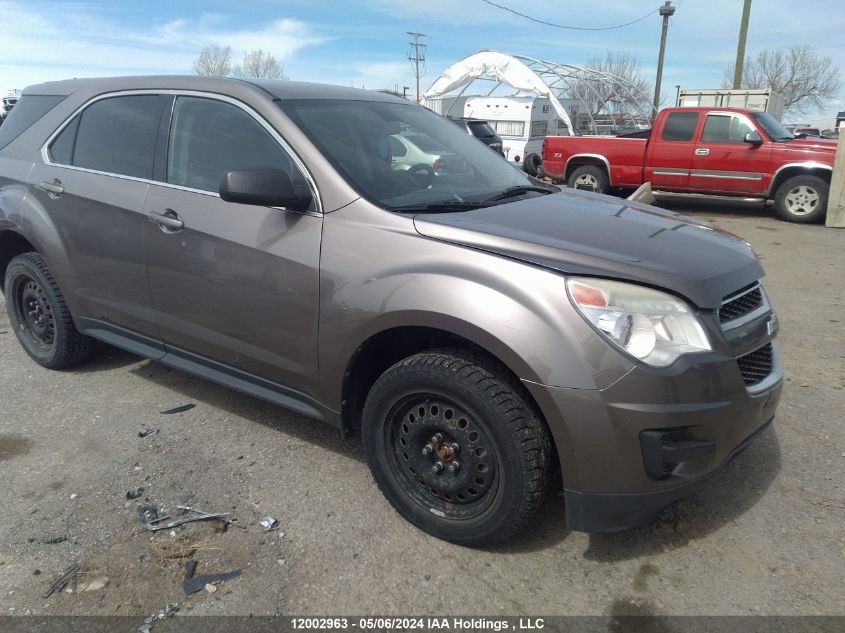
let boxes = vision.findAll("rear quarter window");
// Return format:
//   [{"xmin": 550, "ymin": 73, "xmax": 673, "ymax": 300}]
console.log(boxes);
[
  {"xmin": 0, "ymin": 95, "xmax": 66, "ymax": 150},
  {"xmin": 661, "ymin": 111, "xmax": 699, "ymax": 141}
]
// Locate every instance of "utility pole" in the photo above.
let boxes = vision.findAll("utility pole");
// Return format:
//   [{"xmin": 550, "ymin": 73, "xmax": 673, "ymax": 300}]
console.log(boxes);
[
  {"xmin": 652, "ymin": 1, "xmax": 675, "ymax": 121},
  {"xmin": 732, "ymin": 0, "xmax": 753, "ymax": 89},
  {"xmin": 407, "ymin": 31, "xmax": 428, "ymax": 103}
]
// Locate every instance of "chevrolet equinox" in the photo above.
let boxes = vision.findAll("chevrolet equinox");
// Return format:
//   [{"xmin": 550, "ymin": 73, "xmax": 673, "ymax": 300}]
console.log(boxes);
[{"xmin": 0, "ymin": 77, "xmax": 782, "ymax": 545}]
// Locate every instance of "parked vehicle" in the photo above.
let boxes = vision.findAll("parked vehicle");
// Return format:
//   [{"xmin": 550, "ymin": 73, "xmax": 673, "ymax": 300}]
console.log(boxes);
[
  {"xmin": 676, "ymin": 88, "xmax": 785, "ymax": 122},
  {"xmin": 0, "ymin": 77, "xmax": 782, "ymax": 544},
  {"xmin": 793, "ymin": 127, "xmax": 826, "ymax": 138},
  {"xmin": 447, "ymin": 116, "xmax": 504, "ymax": 156},
  {"xmin": 542, "ymin": 107, "xmax": 836, "ymax": 223},
  {"xmin": 388, "ymin": 131, "xmax": 472, "ymax": 176},
  {"xmin": 0, "ymin": 94, "xmax": 19, "ymax": 124}
]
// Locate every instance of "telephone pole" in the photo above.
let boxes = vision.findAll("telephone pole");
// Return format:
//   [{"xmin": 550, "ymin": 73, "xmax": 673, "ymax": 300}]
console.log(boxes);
[
  {"xmin": 407, "ymin": 31, "xmax": 428, "ymax": 103},
  {"xmin": 732, "ymin": 0, "xmax": 753, "ymax": 89},
  {"xmin": 652, "ymin": 1, "xmax": 675, "ymax": 121}
]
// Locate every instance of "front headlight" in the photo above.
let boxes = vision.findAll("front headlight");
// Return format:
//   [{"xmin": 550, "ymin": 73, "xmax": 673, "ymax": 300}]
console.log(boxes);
[{"xmin": 566, "ymin": 277, "xmax": 712, "ymax": 367}]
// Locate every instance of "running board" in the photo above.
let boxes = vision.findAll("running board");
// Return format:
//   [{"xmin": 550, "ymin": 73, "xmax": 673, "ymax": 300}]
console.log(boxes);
[{"xmin": 652, "ymin": 191, "xmax": 770, "ymax": 204}]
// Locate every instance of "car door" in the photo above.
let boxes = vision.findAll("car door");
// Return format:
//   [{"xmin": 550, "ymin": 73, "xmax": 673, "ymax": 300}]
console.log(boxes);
[
  {"xmin": 690, "ymin": 112, "xmax": 772, "ymax": 194},
  {"xmin": 142, "ymin": 94, "xmax": 322, "ymax": 395},
  {"xmin": 644, "ymin": 110, "xmax": 700, "ymax": 191},
  {"xmin": 28, "ymin": 93, "xmax": 166, "ymax": 347}
]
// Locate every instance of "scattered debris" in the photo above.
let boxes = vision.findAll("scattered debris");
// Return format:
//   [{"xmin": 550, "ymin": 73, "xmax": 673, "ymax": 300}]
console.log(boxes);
[
  {"xmin": 44, "ymin": 562, "xmax": 81, "ymax": 598},
  {"xmin": 139, "ymin": 603, "xmax": 179, "ymax": 633},
  {"xmin": 43, "ymin": 536, "xmax": 68, "ymax": 545},
  {"xmin": 204, "ymin": 583, "xmax": 217, "ymax": 593},
  {"xmin": 137, "ymin": 505, "xmax": 160, "ymax": 525},
  {"xmin": 33, "ymin": 570, "xmax": 41, "ymax": 576},
  {"xmin": 184, "ymin": 561, "xmax": 198, "ymax": 580},
  {"xmin": 182, "ymin": 570, "xmax": 241, "ymax": 595},
  {"xmin": 138, "ymin": 428, "xmax": 160, "ymax": 438},
  {"xmin": 69, "ymin": 494, "xmax": 78, "ymax": 500},
  {"xmin": 127, "ymin": 488, "xmax": 145, "ymax": 500},
  {"xmin": 79, "ymin": 576, "xmax": 109, "ymax": 592},
  {"xmin": 160, "ymin": 404, "xmax": 195, "ymax": 415},
  {"xmin": 259, "ymin": 516, "xmax": 279, "ymax": 531},
  {"xmin": 139, "ymin": 504, "xmax": 234, "ymax": 532}
]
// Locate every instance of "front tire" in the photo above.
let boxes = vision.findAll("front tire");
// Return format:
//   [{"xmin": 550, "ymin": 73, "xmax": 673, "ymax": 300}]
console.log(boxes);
[
  {"xmin": 362, "ymin": 350, "xmax": 551, "ymax": 546},
  {"xmin": 4, "ymin": 252, "xmax": 94, "ymax": 369},
  {"xmin": 773, "ymin": 175, "xmax": 829, "ymax": 223},
  {"xmin": 567, "ymin": 165, "xmax": 609, "ymax": 194}
]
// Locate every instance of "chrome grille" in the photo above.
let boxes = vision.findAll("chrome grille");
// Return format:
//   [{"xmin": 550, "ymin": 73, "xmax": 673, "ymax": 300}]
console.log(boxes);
[
  {"xmin": 720, "ymin": 284, "xmax": 763, "ymax": 324},
  {"xmin": 736, "ymin": 343, "xmax": 774, "ymax": 387}
]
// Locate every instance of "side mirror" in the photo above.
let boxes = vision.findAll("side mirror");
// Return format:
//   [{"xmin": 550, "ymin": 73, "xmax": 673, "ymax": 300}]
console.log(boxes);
[
  {"xmin": 219, "ymin": 168, "xmax": 312, "ymax": 211},
  {"xmin": 744, "ymin": 130, "xmax": 763, "ymax": 145}
]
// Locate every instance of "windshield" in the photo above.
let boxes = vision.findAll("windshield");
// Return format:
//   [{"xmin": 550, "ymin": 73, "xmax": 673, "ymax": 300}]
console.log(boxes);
[
  {"xmin": 750, "ymin": 111, "xmax": 792, "ymax": 141},
  {"xmin": 280, "ymin": 99, "xmax": 534, "ymax": 210}
]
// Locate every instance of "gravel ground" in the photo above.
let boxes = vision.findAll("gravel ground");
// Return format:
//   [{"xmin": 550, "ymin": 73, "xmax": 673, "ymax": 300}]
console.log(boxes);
[{"xmin": 0, "ymin": 200, "xmax": 843, "ymax": 618}]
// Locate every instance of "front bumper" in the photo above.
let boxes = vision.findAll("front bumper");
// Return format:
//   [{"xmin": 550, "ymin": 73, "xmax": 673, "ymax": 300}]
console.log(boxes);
[{"xmin": 524, "ymin": 344, "xmax": 783, "ymax": 533}]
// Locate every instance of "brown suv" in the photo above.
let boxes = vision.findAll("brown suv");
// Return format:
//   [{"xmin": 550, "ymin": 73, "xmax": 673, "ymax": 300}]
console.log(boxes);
[{"xmin": 0, "ymin": 77, "xmax": 782, "ymax": 545}]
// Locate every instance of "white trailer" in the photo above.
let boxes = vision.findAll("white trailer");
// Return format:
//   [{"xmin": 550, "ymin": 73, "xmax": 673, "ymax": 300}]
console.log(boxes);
[
  {"xmin": 463, "ymin": 96, "xmax": 565, "ymax": 167},
  {"xmin": 676, "ymin": 88, "xmax": 785, "ymax": 122}
]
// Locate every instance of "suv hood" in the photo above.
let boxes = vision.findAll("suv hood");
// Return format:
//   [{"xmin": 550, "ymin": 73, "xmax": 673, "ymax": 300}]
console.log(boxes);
[{"xmin": 413, "ymin": 190, "xmax": 763, "ymax": 309}]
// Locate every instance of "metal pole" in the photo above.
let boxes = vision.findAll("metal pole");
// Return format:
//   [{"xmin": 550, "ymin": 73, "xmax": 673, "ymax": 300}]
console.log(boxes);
[
  {"xmin": 825, "ymin": 136, "xmax": 845, "ymax": 228},
  {"xmin": 652, "ymin": 2, "xmax": 675, "ymax": 121},
  {"xmin": 732, "ymin": 0, "xmax": 753, "ymax": 89}
]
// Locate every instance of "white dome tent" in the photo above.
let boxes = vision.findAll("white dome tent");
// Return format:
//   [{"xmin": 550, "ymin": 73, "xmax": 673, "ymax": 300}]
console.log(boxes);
[{"xmin": 424, "ymin": 50, "xmax": 655, "ymax": 136}]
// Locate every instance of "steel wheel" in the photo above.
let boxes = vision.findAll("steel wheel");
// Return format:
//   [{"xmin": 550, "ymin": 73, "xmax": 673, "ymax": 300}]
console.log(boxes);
[
  {"xmin": 11, "ymin": 274, "xmax": 56, "ymax": 353},
  {"xmin": 4, "ymin": 252, "xmax": 95, "ymax": 369},
  {"xmin": 783, "ymin": 185, "xmax": 820, "ymax": 216},
  {"xmin": 386, "ymin": 394, "xmax": 499, "ymax": 519}
]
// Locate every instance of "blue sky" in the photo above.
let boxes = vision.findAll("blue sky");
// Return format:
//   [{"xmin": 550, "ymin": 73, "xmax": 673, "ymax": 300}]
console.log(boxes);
[{"xmin": 2, "ymin": 0, "xmax": 843, "ymax": 122}]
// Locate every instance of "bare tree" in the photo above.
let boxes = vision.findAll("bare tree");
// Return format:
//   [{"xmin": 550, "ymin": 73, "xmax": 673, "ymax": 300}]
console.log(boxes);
[
  {"xmin": 192, "ymin": 45, "xmax": 233, "ymax": 77},
  {"xmin": 722, "ymin": 45, "xmax": 841, "ymax": 116},
  {"xmin": 232, "ymin": 50, "xmax": 288, "ymax": 80},
  {"xmin": 565, "ymin": 51, "xmax": 653, "ymax": 129}
]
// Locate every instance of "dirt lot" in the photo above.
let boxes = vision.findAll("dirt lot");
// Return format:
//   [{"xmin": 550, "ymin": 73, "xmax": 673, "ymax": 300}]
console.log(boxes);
[{"xmin": 0, "ymin": 200, "xmax": 843, "ymax": 618}]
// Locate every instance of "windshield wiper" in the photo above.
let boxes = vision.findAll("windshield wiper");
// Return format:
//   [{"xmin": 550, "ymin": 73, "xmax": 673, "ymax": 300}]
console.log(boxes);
[
  {"xmin": 392, "ymin": 200, "xmax": 486, "ymax": 214},
  {"xmin": 483, "ymin": 185, "xmax": 557, "ymax": 202}
]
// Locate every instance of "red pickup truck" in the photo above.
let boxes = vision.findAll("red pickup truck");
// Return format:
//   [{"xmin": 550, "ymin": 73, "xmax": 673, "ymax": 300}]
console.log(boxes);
[{"xmin": 541, "ymin": 107, "xmax": 837, "ymax": 223}]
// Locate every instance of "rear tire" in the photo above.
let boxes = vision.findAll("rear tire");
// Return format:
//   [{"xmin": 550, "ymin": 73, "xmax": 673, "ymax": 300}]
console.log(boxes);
[
  {"xmin": 567, "ymin": 165, "xmax": 609, "ymax": 194},
  {"xmin": 4, "ymin": 252, "xmax": 95, "ymax": 369},
  {"xmin": 773, "ymin": 175, "xmax": 828, "ymax": 223},
  {"xmin": 362, "ymin": 350, "xmax": 551, "ymax": 546},
  {"xmin": 523, "ymin": 153, "xmax": 542, "ymax": 177}
]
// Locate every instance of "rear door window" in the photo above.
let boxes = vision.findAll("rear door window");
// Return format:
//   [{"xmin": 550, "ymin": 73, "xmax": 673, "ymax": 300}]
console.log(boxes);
[
  {"xmin": 71, "ymin": 95, "xmax": 165, "ymax": 179},
  {"xmin": 0, "ymin": 95, "xmax": 65, "ymax": 150},
  {"xmin": 166, "ymin": 96, "xmax": 304, "ymax": 195},
  {"xmin": 661, "ymin": 111, "xmax": 699, "ymax": 141}
]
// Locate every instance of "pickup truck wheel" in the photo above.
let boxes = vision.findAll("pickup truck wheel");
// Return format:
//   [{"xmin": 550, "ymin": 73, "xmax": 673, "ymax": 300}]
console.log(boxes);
[
  {"xmin": 4, "ymin": 252, "xmax": 95, "ymax": 369},
  {"xmin": 362, "ymin": 350, "xmax": 551, "ymax": 546},
  {"xmin": 568, "ymin": 165, "xmax": 609, "ymax": 194},
  {"xmin": 774, "ymin": 175, "xmax": 829, "ymax": 223}
]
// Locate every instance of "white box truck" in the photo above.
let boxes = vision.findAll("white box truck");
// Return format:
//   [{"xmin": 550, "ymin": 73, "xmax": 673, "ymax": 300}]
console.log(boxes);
[{"xmin": 676, "ymin": 89, "xmax": 785, "ymax": 122}]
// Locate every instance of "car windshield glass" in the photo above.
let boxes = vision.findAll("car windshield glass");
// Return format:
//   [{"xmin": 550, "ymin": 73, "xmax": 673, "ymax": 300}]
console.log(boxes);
[
  {"xmin": 280, "ymin": 99, "xmax": 534, "ymax": 210},
  {"xmin": 750, "ymin": 111, "xmax": 792, "ymax": 140}
]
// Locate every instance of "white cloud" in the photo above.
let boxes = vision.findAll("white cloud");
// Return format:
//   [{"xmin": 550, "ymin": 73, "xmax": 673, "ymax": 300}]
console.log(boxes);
[{"xmin": 0, "ymin": 1, "xmax": 327, "ymax": 91}]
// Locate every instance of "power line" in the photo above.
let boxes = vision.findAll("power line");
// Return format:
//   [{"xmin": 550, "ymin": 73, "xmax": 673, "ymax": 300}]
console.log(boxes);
[{"xmin": 479, "ymin": 0, "xmax": 659, "ymax": 31}]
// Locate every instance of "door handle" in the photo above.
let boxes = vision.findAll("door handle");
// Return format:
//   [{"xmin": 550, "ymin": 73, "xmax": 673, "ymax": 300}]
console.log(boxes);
[
  {"xmin": 695, "ymin": 148, "xmax": 710, "ymax": 156},
  {"xmin": 148, "ymin": 209, "xmax": 184, "ymax": 232},
  {"xmin": 39, "ymin": 180, "xmax": 64, "ymax": 198}
]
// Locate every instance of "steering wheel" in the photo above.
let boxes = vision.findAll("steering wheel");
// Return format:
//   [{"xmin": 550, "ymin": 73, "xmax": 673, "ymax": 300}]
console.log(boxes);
[{"xmin": 398, "ymin": 163, "xmax": 435, "ymax": 191}]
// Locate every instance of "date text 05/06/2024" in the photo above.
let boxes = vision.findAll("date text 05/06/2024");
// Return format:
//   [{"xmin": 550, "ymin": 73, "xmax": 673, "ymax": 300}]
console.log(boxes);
[{"xmin": 290, "ymin": 618, "xmax": 546, "ymax": 631}]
